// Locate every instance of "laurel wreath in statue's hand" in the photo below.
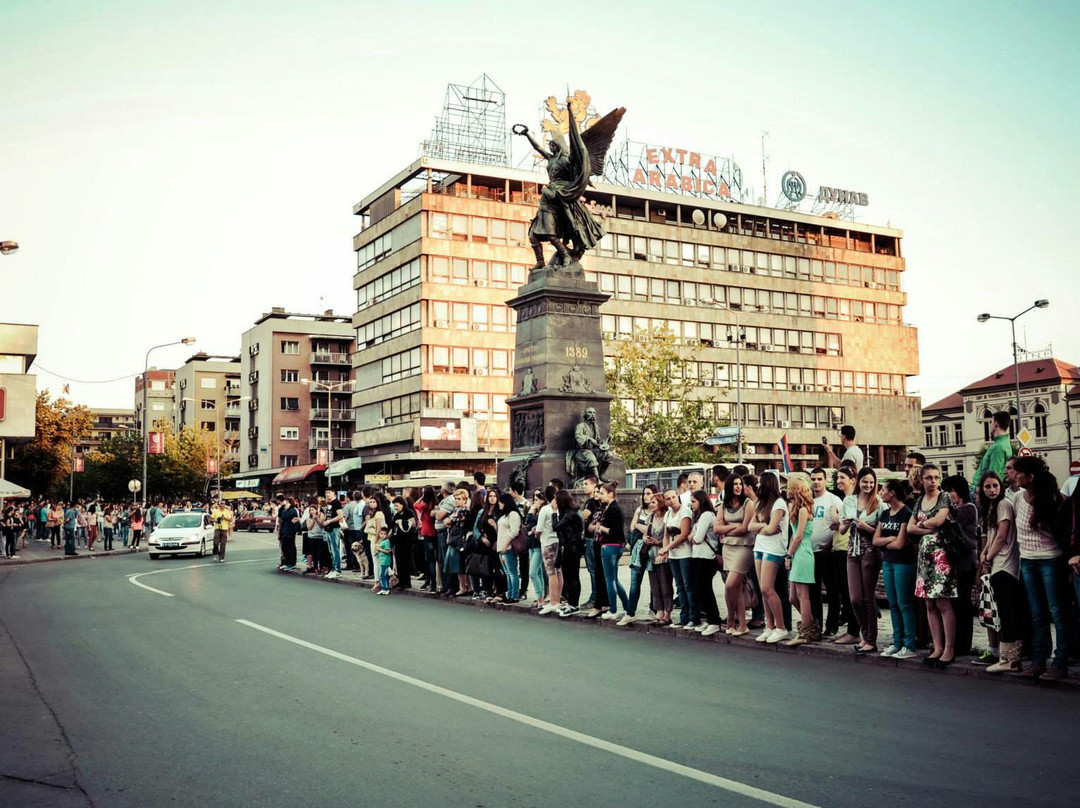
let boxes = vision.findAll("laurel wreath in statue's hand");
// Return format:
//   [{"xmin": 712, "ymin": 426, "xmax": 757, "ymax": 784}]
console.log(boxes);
[{"xmin": 512, "ymin": 124, "xmax": 529, "ymax": 135}]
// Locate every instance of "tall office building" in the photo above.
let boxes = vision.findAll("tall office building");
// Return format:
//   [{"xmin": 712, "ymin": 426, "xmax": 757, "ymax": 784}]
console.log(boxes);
[
  {"xmin": 173, "ymin": 353, "xmax": 242, "ymax": 474},
  {"xmin": 134, "ymin": 369, "xmax": 176, "ymax": 434},
  {"xmin": 350, "ymin": 87, "xmax": 921, "ymax": 478}
]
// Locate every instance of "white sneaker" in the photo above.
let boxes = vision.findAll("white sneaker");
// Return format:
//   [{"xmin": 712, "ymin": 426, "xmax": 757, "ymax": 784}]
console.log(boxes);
[
  {"xmin": 766, "ymin": 628, "xmax": 791, "ymax": 644},
  {"xmin": 615, "ymin": 615, "xmax": 637, "ymax": 627},
  {"xmin": 680, "ymin": 623, "xmax": 698, "ymax": 631},
  {"xmin": 601, "ymin": 611, "xmax": 620, "ymax": 621},
  {"xmin": 539, "ymin": 604, "xmax": 559, "ymax": 615},
  {"xmin": 755, "ymin": 630, "xmax": 772, "ymax": 642},
  {"xmin": 893, "ymin": 648, "xmax": 918, "ymax": 660},
  {"xmin": 880, "ymin": 646, "xmax": 899, "ymax": 658},
  {"xmin": 693, "ymin": 624, "xmax": 708, "ymax": 632},
  {"xmin": 376, "ymin": 589, "xmax": 389, "ymax": 596},
  {"xmin": 700, "ymin": 624, "xmax": 721, "ymax": 637},
  {"xmin": 325, "ymin": 571, "xmax": 341, "ymax": 579}
]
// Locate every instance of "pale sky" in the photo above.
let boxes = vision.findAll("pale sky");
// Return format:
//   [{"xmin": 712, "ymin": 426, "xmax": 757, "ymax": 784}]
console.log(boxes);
[{"xmin": 2, "ymin": 0, "xmax": 1077, "ymax": 411}]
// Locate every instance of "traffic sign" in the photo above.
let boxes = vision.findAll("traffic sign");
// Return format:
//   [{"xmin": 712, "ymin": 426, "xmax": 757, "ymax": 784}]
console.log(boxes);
[
  {"xmin": 1016, "ymin": 447, "xmax": 1033, "ymax": 458},
  {"xmin": 128, "ymin": 479, "xmax": 142, "ymax": 492},
  {"xmin": 1016, "ymin": 427, "xmax": 1032, "ymax": 446}
]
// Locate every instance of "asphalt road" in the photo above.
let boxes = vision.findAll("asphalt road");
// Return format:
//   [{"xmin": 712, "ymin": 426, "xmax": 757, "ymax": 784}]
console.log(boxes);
[{"xmin": 0, "ymin": 532, "xmax": 1073, "ymax": 808}]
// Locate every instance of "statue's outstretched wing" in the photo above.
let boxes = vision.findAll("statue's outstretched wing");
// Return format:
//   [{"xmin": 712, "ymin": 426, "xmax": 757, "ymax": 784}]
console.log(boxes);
[{"xmin": 580, "ymin": 107, "xmax": 626, "ymax": 177}]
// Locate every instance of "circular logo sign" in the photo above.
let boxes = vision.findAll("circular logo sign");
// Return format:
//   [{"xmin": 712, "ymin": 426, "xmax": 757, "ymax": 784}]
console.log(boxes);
[
  {"xmin": 781, "ymin": 170, "xmax": 807, "ymax": 203},
  {"xmin": 1017, "ymin": 447, "xmax": 1033, "ymax": 458}
]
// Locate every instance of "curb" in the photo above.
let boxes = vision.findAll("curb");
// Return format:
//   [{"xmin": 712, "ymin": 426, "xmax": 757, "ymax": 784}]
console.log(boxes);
[
  {"xmin": 280, "ymin": 567, "xmax": 1079, "ymax": 691},
  {"xmin": 0, "ymin": 548, "xmax": 142, "ymax": 567}
]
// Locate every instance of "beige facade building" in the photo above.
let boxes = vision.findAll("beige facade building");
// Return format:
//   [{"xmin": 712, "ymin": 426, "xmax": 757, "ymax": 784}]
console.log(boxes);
[
  {"xmin": 78, "ymin": 408, "xmax": 137, "ymax": 454},
  {"xmin": 921, "ymin": 356, "xmax": 1079, "ymax": 482},
  {"xmin": 133, "ymin": 369, "xmax": 177, "ymax": 433},
  {"xmin": 0, "ymin": 322, "xmax": 39, "ymax": 494},
  {"xmin": 233, "ymin": 309, "xmax": 355, "ymax": 494},
  {"xmin": 351, "ymin": 156, "xmax": 921, "ymax": 478},
  {"xmin": 173, "ymin": 353, "xmax": 242, "ymax": 472}
]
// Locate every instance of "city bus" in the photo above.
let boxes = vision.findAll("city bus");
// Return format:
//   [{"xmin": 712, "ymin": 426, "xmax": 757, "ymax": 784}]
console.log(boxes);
[{"xmin": 623, "ymin": 464, "xmax": 716, "ymax": 495}]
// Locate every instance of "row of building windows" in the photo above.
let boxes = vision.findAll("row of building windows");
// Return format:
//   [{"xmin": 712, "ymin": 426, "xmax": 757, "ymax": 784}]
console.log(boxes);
[
  {"xmin": 594, "ymin": 234, "xmax": 901, "ymax": 292},
  {"xmin": 429, "ymin": 300, "xmax": 512, "ymax": 332},
  {"xmin": 429, "ymin": 213, "xmax": 529, "ymax": 246},
  {"xmin": 357, "ymin": 216, "xmax": 420, "ymax": 272},
  {"xmin": 658, "ymin": 361, "xmax": 906, "ymax": 396},
  {"xmin": 382, "ymin": 347, "xmax": 422, "ymax": 383},
  {"xmin": 358, "ymin": 303, "xmax": 422, "ymax": 347},
  {"xmin": 616, "ymin": 398, "xmax": 845, "ymax": 429},
  {"xmin": 925, "ymin": 423, "xmax": 965, "ymax": 448},
  {"xmin": 426, "ymin": 391, "xmax": 509, "ymax": 420},
  {"xmin": 429, "ymin": 256, "xmax": 530, "ymax": 288},
  {"xmin": 357, "ymin": 259, "xmax": 420, "ymax": 307},
  {"xmin": 595, "ymin": 273, "xmax": 904, "ymax": 325},
  {"xmin": 600, "ymin": 315, "xmax": 843, "ymax": 356},
  {"xmin": 381, "ymin": 393, "xmax": 422, "ymax": 426}
]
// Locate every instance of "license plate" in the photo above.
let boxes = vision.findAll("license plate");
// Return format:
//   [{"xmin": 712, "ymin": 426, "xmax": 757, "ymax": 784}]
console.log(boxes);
[{"xmin": 161, "ymin": 542, "xmax": 182, "ymax": 548}]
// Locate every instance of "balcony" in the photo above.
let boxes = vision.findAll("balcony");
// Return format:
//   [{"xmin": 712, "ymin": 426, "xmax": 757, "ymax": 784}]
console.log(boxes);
[
  {"xmin": 226, "ymin": 382, "xmax": 242, "ymax": 395},
  {"xmin": 310, "ymin": 408, "xmax": 353, "ymax": 422},
  {"xmin": 309, "ymin": 437, "xmax": 353, "ymax": 450},
  {"xmin": 311, "ymin": 352, "xmax": 350, "ymax": 365}
]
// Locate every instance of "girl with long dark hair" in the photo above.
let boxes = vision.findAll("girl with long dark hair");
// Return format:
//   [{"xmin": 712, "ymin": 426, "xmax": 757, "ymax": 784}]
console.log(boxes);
[
  {"xmin": 688, "ymin": 490, "xmax": 722, "ymax": 636},
  {"xmin": 714, "ymin": 475, "xmax": 754, "ymax": 636},
  {"xmin": 749, "ymin": 472, "xmax": 790, "ymax": 643},
  {"xmin": 847, "ymin": 467, "xmax": 883, "ymax": 654},
  {"xmin": 552, "ymin": 489, "xmax": 584, "ymax": 616},
  {"xmin": 977, "ymin": 472, "xmax": 1022, "ymax": 673}
]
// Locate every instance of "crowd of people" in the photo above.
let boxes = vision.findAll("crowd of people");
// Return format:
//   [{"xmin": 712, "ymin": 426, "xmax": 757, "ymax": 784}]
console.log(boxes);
[
  {"xmin": 1, "ymin": 497, "xmax": 242, "ymax": 559},
  {"xmin": 264, "ymin": 429, "xmax": 1080, "ymax": 681}
]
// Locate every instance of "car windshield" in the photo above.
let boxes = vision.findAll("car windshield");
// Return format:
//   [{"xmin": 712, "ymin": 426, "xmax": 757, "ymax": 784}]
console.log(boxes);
[
  {"xmin": 158, "ymin": 514, "xmax": 203, "ymax": 529},
  {"xmin": 249, "ymin": 510, "xmax": 270, "ymax": 518}
]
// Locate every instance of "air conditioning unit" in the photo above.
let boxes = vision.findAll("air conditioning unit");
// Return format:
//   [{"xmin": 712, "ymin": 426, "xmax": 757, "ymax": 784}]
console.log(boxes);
[
  {"xmin": 805, "ymin": 385, "xmax": 815, "ymax": 392},
  {"xmin": 780, "ymin": 420, "xmax": 791, "ymax": 429},
  {"xmin": 757, "ymin": 305, "xmax": 769, "ymax": 312},
  {"xmin": 434, "ymin": 319, "xmax": 449, "ymax": 328},
  {"xmin": 474, "ymin": 279, "xmax": 488, "ymax": 287},
  {"xmin": 377, "ymin": 418, "xmax": 386, "ymax": 427},
  {"xmin": 729, "ymin": 264, "xmax": 743, "ymax": 273},
  {"xmin": 473, "ymin": 368, "xmax": 488, "ymax": 376},
  {"xmin": 762, "ymin": 345, "xmax": 775, "ymax": 352},
  {"xmin": 745, "ymin": 266, "xmax": 756, "ymax": 274},
  {"xmin": 823, "ymin": 386, "xmax": 834, "ymax": 392},
  {"xmin": 792, "ymin": 384, "xmax": 803, "ymax": 392},
  {"xmin": 683, "ymin": 298, "xmax": 697, "ymax": 306},
  {"xmin": 703, "ymin": 379, "xmax": 714, "ymax": 387},
  {"xmin": 745, "ymin": 445, "xmax": 756, "ymax": 455},
  {"xmin": 893, "ymin": 390, "xmax": 902, "ymax": 396},
  {"xmin": 470, "ymin": 323, "xmax": 484, "ymax": 330}
]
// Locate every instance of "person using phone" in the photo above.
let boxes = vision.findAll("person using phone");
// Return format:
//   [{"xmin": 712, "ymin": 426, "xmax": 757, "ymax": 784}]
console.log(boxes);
[{"xmin": 823, "ymin": 425, "xmax": 865, "ymax": 470}]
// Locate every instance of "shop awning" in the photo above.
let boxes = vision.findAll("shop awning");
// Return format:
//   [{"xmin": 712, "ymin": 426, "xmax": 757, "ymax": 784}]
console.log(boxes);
[
  {"xmin": 326, "ymin": 457, "xmax": 363, "ymax": 479},
  {"xmin": 0, "ymin": 477, "xmax": 31, "ymax": 498},
  {"xmin": 271, "ymin": 463, "xmax": 326, "ymax": 485}
]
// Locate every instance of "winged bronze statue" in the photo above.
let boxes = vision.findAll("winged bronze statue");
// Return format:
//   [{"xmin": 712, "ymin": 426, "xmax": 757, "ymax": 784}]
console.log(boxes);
[{"xmin": 513, "ymin": 101, "xmax": 626, "ymax": 269}]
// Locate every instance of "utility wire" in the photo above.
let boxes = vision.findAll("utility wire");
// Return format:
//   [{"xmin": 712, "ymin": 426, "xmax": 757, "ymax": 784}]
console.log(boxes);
[{"xmin": 33, "ymin": 364, "xmax": 139, "ymax": 385}]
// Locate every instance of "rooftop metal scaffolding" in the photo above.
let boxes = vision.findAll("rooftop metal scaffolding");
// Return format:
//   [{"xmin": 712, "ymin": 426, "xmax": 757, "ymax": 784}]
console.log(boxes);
[{"xmin": 419, "ymin": 74, "xmax": 510, "ymax": 168}]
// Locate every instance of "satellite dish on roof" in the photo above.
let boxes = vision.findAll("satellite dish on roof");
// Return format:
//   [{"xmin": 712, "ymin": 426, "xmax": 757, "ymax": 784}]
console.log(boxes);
[
  {"xmin": 691, "ymin": 209, "xmax": 705, "ymax": 226},
  {"xmin": 713, "ymin": 212, "xmax": 728, "ymax": 229}
]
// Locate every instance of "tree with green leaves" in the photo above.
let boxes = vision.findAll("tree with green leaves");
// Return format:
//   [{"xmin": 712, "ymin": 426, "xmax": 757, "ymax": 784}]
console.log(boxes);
[
  {"xmin": 7, "ymin": 391, "xmax": 93, "ymax": 497},
  {"xmin": 604, "ymin": 326, "xmax": 728, "ymax": 469}
]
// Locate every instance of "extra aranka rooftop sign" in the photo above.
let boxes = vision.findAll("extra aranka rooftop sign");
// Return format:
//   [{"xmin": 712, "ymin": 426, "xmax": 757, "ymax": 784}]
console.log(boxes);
[{"xmin": 603, "ymin": 140, "xmax": 744, "ymax": 203}]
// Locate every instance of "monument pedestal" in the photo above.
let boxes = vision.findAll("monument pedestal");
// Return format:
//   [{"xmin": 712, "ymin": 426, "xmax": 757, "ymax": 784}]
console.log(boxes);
[{"xmin": 497, "ymin": 264, "xmax": 625, "ymax": 493}]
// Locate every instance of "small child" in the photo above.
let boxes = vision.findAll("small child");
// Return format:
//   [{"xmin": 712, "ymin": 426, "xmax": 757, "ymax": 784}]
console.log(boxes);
[{"xmin": 376, "ymin": 527, "xmax": 392, "ymax": 596}]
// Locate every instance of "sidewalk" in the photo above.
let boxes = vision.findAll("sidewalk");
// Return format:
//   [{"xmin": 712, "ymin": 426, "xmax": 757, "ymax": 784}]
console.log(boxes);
[
  {"xmin": 0, "ymin": 536, "xmax": 141, "ymax": 566},
  {"xmin": 281, "ymin": 559, "xmax": 1079, "ymax": 690}
]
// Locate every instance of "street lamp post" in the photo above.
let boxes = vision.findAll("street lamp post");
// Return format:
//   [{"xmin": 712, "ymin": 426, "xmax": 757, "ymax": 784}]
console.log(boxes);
[
  {"xmin": 726, "ymin": 324, "xmax": 746, "ymax": 465},
  {"xmin": 977, "ymin": 300, "xmax": 1049, "ymax": 434},
  {"xmin": 302, "ymin": 378, "xmax": 355, "ymax": 481},
  {"xmin": 143, "ymin": 338, "xmax": 196, "ymax": 503}
]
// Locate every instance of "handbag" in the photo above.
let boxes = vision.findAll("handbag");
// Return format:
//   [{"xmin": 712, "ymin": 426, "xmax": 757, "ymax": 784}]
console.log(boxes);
[
  {"xmin": 978, "ymin": 574, "xmax": 1000, "ymax": 630},
  {"xmin": 510, "ymin": 515, "xmax": 528, "ymax": 556},
  {"xmin": 742, "ymin": 575, "xmax": 760, "ymax": 609},
  {"xmin": 937, "ymin": 519, "xmax": 969, "ymax": 565}
]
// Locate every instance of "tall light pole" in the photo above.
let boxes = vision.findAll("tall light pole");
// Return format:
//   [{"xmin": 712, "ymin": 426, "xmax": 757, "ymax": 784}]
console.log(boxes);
[
  {"xmin": 726, "ymin": 323, "xmax": 746, "ymax": 465},
  {"xmin": 977, "ymin": 300, "xmax": 1049, "ymax": 434},
  {"xmin": 143, "ymin": 338, "xmax": 196, "ymax": 503},
  {"xmin": 302, "ymin": 378, "xmax": 354, "ymax": 481},
  {"xmin": 183, "ymin": 394, "xmax": 249, "ymax": 496}
]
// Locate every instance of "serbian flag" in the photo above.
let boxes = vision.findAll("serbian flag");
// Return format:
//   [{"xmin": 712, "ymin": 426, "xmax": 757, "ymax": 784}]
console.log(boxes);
[{"xmin": 778, "ymin": 435, "xmax": 793, "ymax": 474}]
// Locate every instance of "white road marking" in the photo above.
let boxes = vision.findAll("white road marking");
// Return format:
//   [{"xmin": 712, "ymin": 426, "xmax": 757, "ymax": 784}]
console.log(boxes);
[
  {"xmin": 127, "ymin": 558, "xmax": 267, "ymax": 597},
  {"xmin": 236, "ymin": 619, "xmax": 821, "ymax": 808}
]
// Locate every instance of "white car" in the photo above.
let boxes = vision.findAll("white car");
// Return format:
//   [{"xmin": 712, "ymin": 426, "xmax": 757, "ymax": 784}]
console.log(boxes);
[{"xmin": 147, "ymin": 512, "xmax": 214, "ymax": 559}]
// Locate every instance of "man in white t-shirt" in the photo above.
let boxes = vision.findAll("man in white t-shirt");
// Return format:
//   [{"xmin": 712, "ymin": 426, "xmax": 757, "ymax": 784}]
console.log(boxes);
[
  {"xmin": 825, "ymin": 425, "xmax": 864, "ymax": 470},
  {"xmin": 680, "ymin": 472, "xmax": 704, "ymax": 508},
  {"xmin": 661, "ymin": 489, "xmax": 696, "ymax": 628},
  {"xmin": 809, "ymin": 467, "xmax": 843, "ymax": 637}
]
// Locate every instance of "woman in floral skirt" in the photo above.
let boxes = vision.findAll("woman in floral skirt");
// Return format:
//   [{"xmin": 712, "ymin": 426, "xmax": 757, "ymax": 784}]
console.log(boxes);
[{"xmin": 908, "ymin": 463, "xmax": 956, "ymax": 667}]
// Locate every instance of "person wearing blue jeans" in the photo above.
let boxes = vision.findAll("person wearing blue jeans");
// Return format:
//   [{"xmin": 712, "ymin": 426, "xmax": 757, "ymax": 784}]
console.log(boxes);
[
  {"xmin": 873, "ymin": 482, "xmax": 917, "ymax": 658},
  {"xmin": 1021, "ymin": 557, "xmax": 1070, "ymax": 675},
  {"xmin": 660, "ymin": 490, "xmax": 696, "ymax": 627},
  {"xmin": 501, "ymin": 550, "xmax": 520, "ymax": 600},
  {"xmin": 594, "ymin": 484, "xmax": 629, "ymax": 619}
]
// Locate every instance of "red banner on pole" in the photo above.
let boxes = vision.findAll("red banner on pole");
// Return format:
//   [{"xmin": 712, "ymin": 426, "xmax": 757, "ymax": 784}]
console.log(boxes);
[
  {"xmin": 148, "ymin": 431, "xmax": 165, "ymax": 455},
  {"xmin": 207, "ymin": 457, "xmax": 218, "ymax": 474},
  {"xmin": 317, "ymin": 448, "xmax": 328, "ymax": 465},
  {"xmin": 73, "ymin": 456, "xmax": 84, "ymax": 472}
]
